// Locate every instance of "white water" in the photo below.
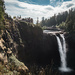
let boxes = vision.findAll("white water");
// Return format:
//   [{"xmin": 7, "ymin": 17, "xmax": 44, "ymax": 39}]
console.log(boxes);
[{"xmin": 56, "ymin": 34, "xmax": 72, "ymax": 72}]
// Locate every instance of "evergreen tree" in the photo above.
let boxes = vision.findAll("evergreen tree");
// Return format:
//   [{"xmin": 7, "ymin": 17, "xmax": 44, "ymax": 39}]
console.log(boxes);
[
  {"xmin": 39, "ymin": 11, "xmax": 68, "ymax": 27},
  {"xmin": 40, "ymin": 17, "xmax": 45, "ymax": 26},
  {"xmin": 36, "ymin": 17, "xmax": 39, "ymax": 26},
  {"xmin": 65, "ymin": 9, "xmax": 75, "ymax": 33}
]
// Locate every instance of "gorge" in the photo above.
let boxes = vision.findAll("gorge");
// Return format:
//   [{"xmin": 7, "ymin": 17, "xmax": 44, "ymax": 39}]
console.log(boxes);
[
  {"xmin": 0, "ymin": 19, "xmax": 75, "ymax": 74},
  {"xmin": 15, "ymin": 22, "xmax": 75, "ymax": 74}
]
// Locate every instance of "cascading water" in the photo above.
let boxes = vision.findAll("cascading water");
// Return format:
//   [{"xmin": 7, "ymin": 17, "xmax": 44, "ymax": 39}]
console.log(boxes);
[{"xmin": 56, "ymin": 34, "xmax": 72, "ymax": 72}]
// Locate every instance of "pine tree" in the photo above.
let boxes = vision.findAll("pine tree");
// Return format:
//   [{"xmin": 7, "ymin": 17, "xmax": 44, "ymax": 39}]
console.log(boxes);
[
  {"xmin": 65, "ymin": 9, "xmax": 75, "ymax": 33},
  {"xmin": 36, "ymin": 17, "xmax": 39, "ymax": 26}
]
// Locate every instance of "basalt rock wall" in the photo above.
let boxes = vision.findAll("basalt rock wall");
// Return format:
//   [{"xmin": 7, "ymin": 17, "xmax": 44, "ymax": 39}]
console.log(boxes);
[
  {"xmin": 16, "ymin": 21, "xmax": 60, "ymax": 67},
  {"xmin": 65, "ymin": 33, "xmax": 75, "ymax": 70}
]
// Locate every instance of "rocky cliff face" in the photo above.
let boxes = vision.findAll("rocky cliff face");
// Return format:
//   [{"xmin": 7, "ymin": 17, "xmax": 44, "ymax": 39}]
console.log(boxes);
[
  {"xmin": 16, "ymin": 21, "xmax": 61, "ymax": 66},
  {"xmin": 14, "ymin": 21, "xmax": 61, "ymax": 67},
  {"xmin": 65, "ymin": 33, "xmax": 75, "ymax": 70},
  {"xmin": 0, "ymin": 18, "xmax": 29, "ymax": 74}
]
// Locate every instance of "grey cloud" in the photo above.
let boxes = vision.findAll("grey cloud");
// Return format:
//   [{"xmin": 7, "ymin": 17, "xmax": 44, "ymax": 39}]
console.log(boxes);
[
  {"xmin": 66, "ymin": 4, "xmax": 74, "ymax": 8},
  {"xmin": 45, "ymin": 7, "xmax": 53, "ymax": 10}
]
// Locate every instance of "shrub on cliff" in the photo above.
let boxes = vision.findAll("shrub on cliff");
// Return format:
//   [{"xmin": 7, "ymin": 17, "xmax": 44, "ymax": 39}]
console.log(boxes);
[{"xmin": 8, "ymin": 54, "xmax": 29, "ymax": 73}]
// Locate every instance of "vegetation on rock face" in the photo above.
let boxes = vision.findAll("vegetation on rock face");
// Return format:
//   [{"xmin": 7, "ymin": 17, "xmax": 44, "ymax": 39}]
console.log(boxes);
[
  {"xmin": 28, "ymin": 64, "xmax": 60, "ymax": 75},
  {"xmin": 0, "ymin": 1, "xmax": 29, "ymax": 75},
  {"xmin": 0, "ymin": 0, "xmax": 5, "ymax": 33},
  {"xmin": 0, "ymin": 0, "xmax": 5, "ymax": 21},
  {"xmin": 8, "ymin": 54, "xmax": 29, "ymax": 74},
  {"xmin": 0, "ymin": 62, "xmax": 21, "ymax": 75}
]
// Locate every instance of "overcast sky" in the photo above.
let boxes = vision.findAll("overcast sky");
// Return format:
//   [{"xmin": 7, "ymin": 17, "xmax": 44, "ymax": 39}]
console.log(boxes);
[{"xmin": 4, "ymin": 0, "xmax": 75, "ymax": 23}]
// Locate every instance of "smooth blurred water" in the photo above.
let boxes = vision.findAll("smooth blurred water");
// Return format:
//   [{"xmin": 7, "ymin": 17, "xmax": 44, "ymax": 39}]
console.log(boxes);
[{"xmin": 56, "ymin": 34, "xmax": 72, "ymax": 72}]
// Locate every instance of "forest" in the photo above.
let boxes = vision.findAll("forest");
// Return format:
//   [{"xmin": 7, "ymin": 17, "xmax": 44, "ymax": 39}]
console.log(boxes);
[{"xmin": 40, "ymin": 9, "xmax": 75, "ymax": 33}]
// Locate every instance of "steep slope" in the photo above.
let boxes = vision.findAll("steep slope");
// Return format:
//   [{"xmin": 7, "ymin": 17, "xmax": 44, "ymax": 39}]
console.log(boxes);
[{"xmin": 0, "ymin": 14, "xmax": 29, "ymax": 74}]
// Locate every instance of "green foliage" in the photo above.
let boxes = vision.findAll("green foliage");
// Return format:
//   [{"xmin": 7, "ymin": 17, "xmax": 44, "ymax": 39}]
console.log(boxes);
[
  {"xmin": 65, "ymin": 9, "xmax": 75, "ymax": 33},
  {"xmin": 13, "ymin": 16, "xmax": 16, "ymax": 19},
  {"xmin": 40, "ymin": 9, "xmax": 75, "ymax": 34},
  {"xmin": 0, "ymin": 24, "xmax": 5, "ymax": 30},
  {"xmin": 0, "ymin": 63, "xmax": 20, "ymax": 75},
  {"xmin": 0, "ymin": 0, "xmax": 5, "ymax": 32},
  {"xmin": 8, "ymin": 54, "xmax": 25, "ymax": 69},
  {"xmin": 4, "ymin": 13, "xmax": 12, "ymax": 21},
  {"xmin": 58, "ymin": 22, "xmax": 66, "ymax": 30},
  {"xmin": 0, "ymin": 0, "xmax": 4, "ymax": 20},
  {"xmin": 7, "ymin": 54, "xmax": 28, "ymax": 74},
  {"xmin": 0, "ymin": 63, "xmax": 9, "ymax": 73},
  {"xmin": 28, "ymin": 65, "xmax": 60, "ymax": 75},
  {"xmin": 42, "ymin": 26, "xmax": 46, "ymax": 30},
  {"xmin": 39, "ymin": 11, "xmax": 68, "ymax": 27},
  {"xmin": 0, "ymin": 61, "xmax": 60, "ymax": 75}
]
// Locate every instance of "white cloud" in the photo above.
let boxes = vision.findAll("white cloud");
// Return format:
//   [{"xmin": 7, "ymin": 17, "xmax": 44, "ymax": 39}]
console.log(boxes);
[
  {"xmin": 61, "ymin": 1, "xmax": 75, "ymax": 9},
  {"xmin": 4, "ymin": 0, "xmax": 75, "ymax": 24}
]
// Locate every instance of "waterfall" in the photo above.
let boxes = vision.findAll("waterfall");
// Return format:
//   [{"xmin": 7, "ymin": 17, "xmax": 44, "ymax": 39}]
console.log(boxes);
[{"xmin": 56, "ymin": 34, "xmax": 72, "ymax": 72}]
